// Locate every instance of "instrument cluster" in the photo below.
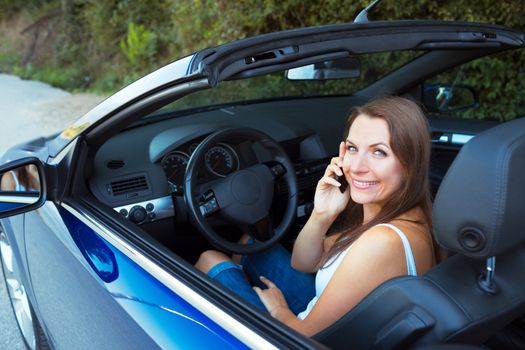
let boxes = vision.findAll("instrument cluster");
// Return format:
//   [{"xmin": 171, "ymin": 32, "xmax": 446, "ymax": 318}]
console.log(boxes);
[{"xmin": 160, "ymin": 141, "xmax": 240, "ymax": 195}]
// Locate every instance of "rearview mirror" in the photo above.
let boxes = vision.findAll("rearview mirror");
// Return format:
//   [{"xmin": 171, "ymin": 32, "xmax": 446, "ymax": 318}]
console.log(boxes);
[
  {"xmin": 286, "ymin": 57, "xmax": 361, "ymax": 80},
  {"xmin": 423, "ymin": 84, "xmax": 478, "ymax": 113},
  {"xmin": 0, "ymin": 158, "xmax": 45, "ymax": 218}
]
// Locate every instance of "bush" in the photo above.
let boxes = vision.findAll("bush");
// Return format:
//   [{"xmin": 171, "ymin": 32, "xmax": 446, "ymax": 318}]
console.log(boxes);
[
  {"xmin": 0, "ymin": 0, "xmax": 523, "ymax": 109},
  {"xmin": 119, "ymin": 22, "xmax": 157, "ymax": 71}
]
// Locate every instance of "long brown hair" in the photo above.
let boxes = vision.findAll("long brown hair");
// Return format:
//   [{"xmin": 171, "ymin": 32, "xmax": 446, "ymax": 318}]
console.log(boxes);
[{"xmin": 323, "ymin": 96, "xmax": 437, "ymax": 265}]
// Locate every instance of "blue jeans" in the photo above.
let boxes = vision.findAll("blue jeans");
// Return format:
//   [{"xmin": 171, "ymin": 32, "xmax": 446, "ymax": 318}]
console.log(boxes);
[{"xmin": 208, "ymin": 244, "xmax": 315, "ymax": 314}]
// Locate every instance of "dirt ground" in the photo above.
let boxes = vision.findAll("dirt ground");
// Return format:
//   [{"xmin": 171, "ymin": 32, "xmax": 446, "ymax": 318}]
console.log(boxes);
[
  {"xmin": 0, "ymin": 74, "xmax": 106, "ymax": 154},
  {"xmin": 29, "ymin": 93, "xmax": 106, "ymax": 129}
]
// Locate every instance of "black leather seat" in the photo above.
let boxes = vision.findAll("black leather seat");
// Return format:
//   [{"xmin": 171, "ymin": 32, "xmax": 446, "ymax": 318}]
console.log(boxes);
[{"xmin": 314, "ymin": 117, "xmax": 525, "ymax": 349}]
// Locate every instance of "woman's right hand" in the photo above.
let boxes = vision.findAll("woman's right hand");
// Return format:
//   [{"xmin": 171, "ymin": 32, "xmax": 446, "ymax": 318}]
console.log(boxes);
[{"xmin": 313, "ymin": 141, "xmax": 351, "ymax": 221}]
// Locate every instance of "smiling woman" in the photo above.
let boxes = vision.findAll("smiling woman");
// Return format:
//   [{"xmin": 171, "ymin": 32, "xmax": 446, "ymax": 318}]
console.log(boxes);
[
  {"xmin": 329, "ymin": 97, "xmax": 437, "ymax": 260},
  {"xmin": 195, "ymin": 96, "xmax": 437, "ymax": 336}
]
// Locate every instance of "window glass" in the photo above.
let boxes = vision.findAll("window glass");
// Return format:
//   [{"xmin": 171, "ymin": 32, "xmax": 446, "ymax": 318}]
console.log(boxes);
[{"xmin": 145, "ymin": 51, "xmax": 422, "ymax": 118}]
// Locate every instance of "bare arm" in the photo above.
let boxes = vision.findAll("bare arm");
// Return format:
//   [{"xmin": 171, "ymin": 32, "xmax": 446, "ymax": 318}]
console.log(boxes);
[
  {"xmin": 291, "ymin": 212, "xmax": 334, "ymax": 272},
  {"xmin": 257, "ymin": 225, "xmax": 412, "ymax": 336},
  {"xmin": 292, "ymin": 141, "xmax": 350, "ymax": 272}
]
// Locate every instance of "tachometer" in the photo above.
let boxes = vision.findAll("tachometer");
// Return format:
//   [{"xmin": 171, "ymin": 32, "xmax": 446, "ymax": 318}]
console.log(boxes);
[
  {"xmin": 161, "ymin": 151, "xmax": 189, "ymax": 194},
  {"xmin": 204, "ymin": 144, "xmax": 239, "ymax": 177}
]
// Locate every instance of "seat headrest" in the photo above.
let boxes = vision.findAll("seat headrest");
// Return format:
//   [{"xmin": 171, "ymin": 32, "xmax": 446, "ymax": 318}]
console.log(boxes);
[{"xmin": 433, "ymin": 117, "xmax": 525, "ymax": 259}]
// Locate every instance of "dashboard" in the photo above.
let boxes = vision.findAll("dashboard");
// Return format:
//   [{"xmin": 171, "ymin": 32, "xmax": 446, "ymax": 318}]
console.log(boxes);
[
  {"xmin": 88, "ymin": 96, "xmax": 355, "ymax": 226},
  {"xmin": 88, "ymin": 95, "xmax": 491, "ymax": 228}
]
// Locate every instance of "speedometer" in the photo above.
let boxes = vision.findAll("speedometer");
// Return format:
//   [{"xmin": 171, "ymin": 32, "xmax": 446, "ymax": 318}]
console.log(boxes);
[
  {"xmin": 161, "ymin": 151, "xmax": 189, "ymax": 194},
  {"xmin": 204, "ymin": 144, "xmax": 239, "ymax": 177}
]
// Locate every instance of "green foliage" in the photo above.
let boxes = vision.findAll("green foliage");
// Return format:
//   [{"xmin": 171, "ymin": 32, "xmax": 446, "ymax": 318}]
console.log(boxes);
[
  {"xmin": 119, "ymin": 22, "xmax": 157, "ymax": 70},
  {"xmin": 0, "ymin": 0, "xmax": 523, "ymax": 118},
  {"xmin": 12, "ymin": 62, "xmax": 86, "ymax": 90},
  {"xmin": 0, "ymin": 52, "xmax": 22, "ymax": 72},
  {"xmin": 0, "ymin": 0, "xmax": 46, "ymax": 20}
]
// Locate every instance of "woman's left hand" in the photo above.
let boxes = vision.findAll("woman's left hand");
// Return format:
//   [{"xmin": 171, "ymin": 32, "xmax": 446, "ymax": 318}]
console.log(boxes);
[{"xmin": 253, "ymin": 276, "xmax": 290, "ymax": 318}]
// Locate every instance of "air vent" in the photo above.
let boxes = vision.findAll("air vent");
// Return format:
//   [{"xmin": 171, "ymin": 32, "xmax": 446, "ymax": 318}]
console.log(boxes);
[
  {"xmin": 110, "ymin": 176, "xmax": 148, "ymax": 196},
  {"xmin": 106, "ymin": 160, "xmax": 125, "ymax": 169}
]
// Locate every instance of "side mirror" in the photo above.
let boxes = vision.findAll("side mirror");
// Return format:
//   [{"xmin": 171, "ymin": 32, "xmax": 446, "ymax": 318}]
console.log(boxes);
[
  {"xmin": 423, "ymin": 84, "xmax": 478, "ymax": 113},
  {"xmin": 0, "ymin": 158, "xmax": 46, "ymax": 218},
  {"xmin": 286, "ymin": 57, "xmax": 361, "ymax": 80}
]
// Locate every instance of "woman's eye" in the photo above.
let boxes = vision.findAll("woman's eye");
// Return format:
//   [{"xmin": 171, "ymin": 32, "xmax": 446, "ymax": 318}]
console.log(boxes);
[
  {"xmin": 347, "ymin": 145, "xmax": 357, "ymax": 152},
  {"xmin": 373, "ymin": 149, "xmax": 387, "ymax": 157}
]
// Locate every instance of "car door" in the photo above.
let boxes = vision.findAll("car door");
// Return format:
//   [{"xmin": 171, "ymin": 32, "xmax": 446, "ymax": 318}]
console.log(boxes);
[
  {"xmin": 0, "ymin": 154, "xmax": 272, "ymax": 349},
  {"xmin": 23, "ymin": 200, "xmax": 249, "ymax": 349}
]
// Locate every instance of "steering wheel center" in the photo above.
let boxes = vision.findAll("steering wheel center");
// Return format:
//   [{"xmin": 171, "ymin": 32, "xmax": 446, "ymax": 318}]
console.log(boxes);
[{"xmin": 231, "ymin": 170, "xmax": 261, "ymax": 204}]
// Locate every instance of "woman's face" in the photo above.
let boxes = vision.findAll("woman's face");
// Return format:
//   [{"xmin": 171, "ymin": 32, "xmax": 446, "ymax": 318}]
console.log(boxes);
[{"xmin": 342, "ymin": 114, "xmax": 404, "ymax": 213}]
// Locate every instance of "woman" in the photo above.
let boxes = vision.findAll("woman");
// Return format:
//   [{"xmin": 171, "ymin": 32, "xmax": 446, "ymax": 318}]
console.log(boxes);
[{"xmin": 195, "ymin": 96, "xmax": 437, "ymax": 336}]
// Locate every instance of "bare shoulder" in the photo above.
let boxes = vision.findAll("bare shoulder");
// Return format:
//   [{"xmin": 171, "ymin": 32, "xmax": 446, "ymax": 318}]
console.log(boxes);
[
  {"xmin": 350, "ymin": 220, "xmax": 434, "ymax": 274},
  {"xmin": 377, "ymin": 220, "xmax": 434, "ymax": 273},
  {"xmin": 348, "ymin": 225, "xmax": 407, "ymax": 262},
  {"xmin": 355, "ymin": 224, "xmax": 408, "ymax": 247}
]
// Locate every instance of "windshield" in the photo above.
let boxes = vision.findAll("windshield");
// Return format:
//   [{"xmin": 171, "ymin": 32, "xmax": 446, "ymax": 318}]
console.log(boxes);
[{"xmin": 145, "ymin": 51, "xmax": 423, "ymax": 118}]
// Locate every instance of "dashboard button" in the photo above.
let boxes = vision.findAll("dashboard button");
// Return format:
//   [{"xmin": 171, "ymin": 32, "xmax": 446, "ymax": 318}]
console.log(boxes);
[{"xmin": 129, "ymin": 206, "xmax": 147, "ymax": 223}]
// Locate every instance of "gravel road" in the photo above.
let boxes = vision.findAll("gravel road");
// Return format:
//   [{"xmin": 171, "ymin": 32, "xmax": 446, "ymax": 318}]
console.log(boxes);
[
  {"xmin": 0, "ymin": 73, "xmax": 105, "ymax": 348},
  {"xmin": 0, "ymin": 74, "xmax": 105, "ymax": 154}
]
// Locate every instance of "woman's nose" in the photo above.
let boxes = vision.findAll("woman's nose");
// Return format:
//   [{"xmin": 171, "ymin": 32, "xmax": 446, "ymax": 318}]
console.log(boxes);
[{"xmin": 349, "ymin": 153, "xmax": 369, "ymax": 173}]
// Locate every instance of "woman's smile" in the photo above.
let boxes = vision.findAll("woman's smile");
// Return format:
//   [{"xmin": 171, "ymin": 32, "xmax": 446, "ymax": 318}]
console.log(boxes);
[{"xmin": 351, "ymin": 179, "xmax": 379, "ymax": 190}]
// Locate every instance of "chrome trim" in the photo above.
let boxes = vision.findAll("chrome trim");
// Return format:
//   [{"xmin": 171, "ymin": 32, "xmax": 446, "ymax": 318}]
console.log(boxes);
[
  {"xmin": 0, "ymin": 231, "xmax": 36, "ymax": 349},
  {"xmin": 438, "ymin": 134, "xmax": 450, "ymax": 143},
  {"xmin": 0, "ymin": 195, "xmax": 39, "ymax": 204},
  {"xmin": 113, "ymin": 196, "xmax": 174, "ymax": 223},
  {"xmin": 61, "ymin": 203, "xmax": 278, "ymax": 350},
  {"xmin": 451, "ymin": 133, "xmax": 474, "ymax": 144},
  {"xmin": 432, "ymin": 132, "xmax": 474, "ymax": 145}
]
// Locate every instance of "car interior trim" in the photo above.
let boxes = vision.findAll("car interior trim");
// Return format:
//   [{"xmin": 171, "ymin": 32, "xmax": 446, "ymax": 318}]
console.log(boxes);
[
  {"xmin": 432, "ymin": 132, "xmax": 475, "ymax": 145},
  {"xmin": 48, "ymin": 138, "xmax": 78, "ymax": 165},
  {"xmin": 60, "ymin": 202, "xmax": 279, "ymax": 350},
  {"xmin": 113, "ymin": 195, "xmax": 174, "ymax": 224},
  {"xmin": 0, "ymin": 195, "xmax": 39, "ymax": 204}
]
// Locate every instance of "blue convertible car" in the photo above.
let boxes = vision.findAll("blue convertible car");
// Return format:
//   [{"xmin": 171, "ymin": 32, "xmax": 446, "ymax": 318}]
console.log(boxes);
[{"xmin": 1, "ymin": 17, "xmax": 524, "ymax": 350}]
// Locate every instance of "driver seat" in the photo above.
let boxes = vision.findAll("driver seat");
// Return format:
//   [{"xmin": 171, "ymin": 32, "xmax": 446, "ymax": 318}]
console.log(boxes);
[{"xmin": 314, "ymin": 117, "xmax": 525, "ymax": 349}]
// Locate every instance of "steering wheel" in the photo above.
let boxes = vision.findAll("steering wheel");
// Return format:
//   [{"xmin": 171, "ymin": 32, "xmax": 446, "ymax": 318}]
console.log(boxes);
[{"xmin": 184, "ymin": 128, "xmax": 298, "ymax": 254}]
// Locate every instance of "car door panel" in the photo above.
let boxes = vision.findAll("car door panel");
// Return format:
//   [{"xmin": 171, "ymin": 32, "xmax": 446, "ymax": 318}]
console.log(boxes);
[{"xmin": 23, "ymin": 203, "xmax": 248, "ymax": 349}]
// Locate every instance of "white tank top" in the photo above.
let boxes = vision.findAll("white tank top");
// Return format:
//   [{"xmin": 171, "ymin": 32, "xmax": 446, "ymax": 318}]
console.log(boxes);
[{"xmin": 296, "ymin": 223, "xmax": 417, "ymax": 320}]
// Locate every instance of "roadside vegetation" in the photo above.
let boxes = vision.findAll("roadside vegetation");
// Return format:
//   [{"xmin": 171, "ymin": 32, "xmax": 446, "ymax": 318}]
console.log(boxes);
[{"xmin": 0, "ymin": 0, "xmax": 523, "ymax": 120}]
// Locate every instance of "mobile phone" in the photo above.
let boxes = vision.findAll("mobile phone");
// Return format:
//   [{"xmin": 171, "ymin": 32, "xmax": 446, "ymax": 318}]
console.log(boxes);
[{"xmin": 335, "ymin": 168, "xmax": 348, "ymax": 193}]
